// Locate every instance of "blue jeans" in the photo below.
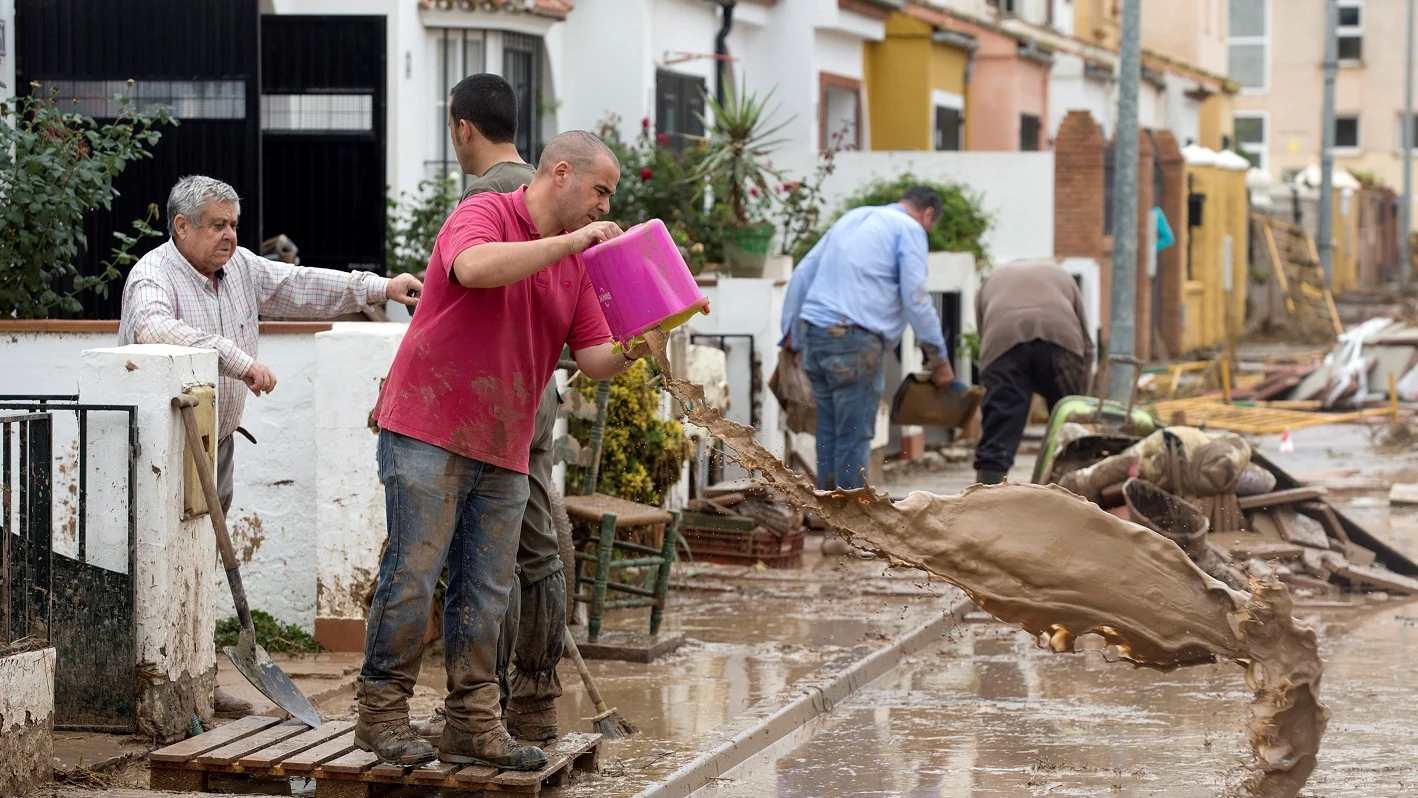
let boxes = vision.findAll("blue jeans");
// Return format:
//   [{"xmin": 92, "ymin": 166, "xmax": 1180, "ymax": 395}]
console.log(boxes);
[
  {"xmin": 358, "ymin": 430, "xmax": 530, "ymax": 733},
  {"xmin": 801, "ymin": 324, "xmax": 886, "ymax": 490}
]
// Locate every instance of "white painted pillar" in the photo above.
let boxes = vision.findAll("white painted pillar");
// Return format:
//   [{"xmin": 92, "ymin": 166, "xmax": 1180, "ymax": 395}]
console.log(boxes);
[
  {"xmin": 313, "ymin": 323, "xmax": 405, "ymax": 651},
  {"xmin": 0, "ymin": 647, "xmax": 56, "ymax": 796},
  {"xmin": 79, "ymin": 344, "xmax": 219, "ymax": 741}
]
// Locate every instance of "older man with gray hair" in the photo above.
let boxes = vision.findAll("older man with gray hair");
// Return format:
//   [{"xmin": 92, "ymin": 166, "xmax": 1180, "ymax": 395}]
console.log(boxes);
[{"xmin": 119, "ymin": 175, "xmax": 421, "ymax": 717}]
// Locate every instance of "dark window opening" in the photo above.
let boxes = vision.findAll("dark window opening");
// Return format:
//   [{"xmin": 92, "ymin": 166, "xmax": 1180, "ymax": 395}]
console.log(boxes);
[
  {"xmin": 934, "ymin": 106, "xmax": 962, "ymax": 151},
  {"xmin": 1020, "ymin": 114, "xmax": 1041, "ymax": 151},
  {"xmin": 656, "ymin": 70, "xmax": 707, "ymax": 153}
]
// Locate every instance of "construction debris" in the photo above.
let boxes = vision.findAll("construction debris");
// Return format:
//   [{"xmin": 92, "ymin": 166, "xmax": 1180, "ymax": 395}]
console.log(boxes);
[{"xmin": 1043, "ymin": 422, "xmax": 1418, "ymax": 597}]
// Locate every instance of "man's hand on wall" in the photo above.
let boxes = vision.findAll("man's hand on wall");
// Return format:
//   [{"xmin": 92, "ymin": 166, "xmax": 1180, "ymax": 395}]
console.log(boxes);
[
  {"xmin": 243, "ymin": 361, "xmax": 278, "ymax": 396},
  {"xmin": 386, "ymin": 273, "xmax": 423, "ymax": 306}
]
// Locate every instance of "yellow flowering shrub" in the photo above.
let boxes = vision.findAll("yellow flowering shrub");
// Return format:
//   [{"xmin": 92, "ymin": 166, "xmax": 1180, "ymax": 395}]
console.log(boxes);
[{"xmin": 567, "ymin": 359, "xmax": 689, "ymax": 506}]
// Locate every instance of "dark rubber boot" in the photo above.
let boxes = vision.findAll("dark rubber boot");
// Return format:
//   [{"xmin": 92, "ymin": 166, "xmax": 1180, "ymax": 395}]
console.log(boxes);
[
  {"xmin": 976, "ymin": 470, "xmax": 1007, "ymax": 485},
  {"xmin": 354, "ymin": 717, "xmax": 437, "ymax": 766},
  {"xmin": 439, "ymin": 723, "xmax": 548, "ymax": 771}
]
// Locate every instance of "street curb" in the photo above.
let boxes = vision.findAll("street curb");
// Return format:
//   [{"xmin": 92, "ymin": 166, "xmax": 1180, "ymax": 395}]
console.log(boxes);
[{"xmin": 632, "ymin": 594, "xmax": 977, "ymax": 798}]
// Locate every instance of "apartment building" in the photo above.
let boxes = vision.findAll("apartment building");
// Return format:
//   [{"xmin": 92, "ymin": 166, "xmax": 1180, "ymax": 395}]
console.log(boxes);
[{"xmin": 1230, "ymin": 0, "xmax": 1415, "ymax": 207}]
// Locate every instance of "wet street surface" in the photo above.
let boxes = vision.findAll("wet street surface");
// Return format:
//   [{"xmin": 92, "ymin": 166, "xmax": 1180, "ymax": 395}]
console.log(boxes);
[
  {"xmin": 695, "ymin": 599, "xmax": 1418, "ymax": 798},
  {"xmin": 39, "ymin": 423, "xmax": 1418, "ymax": 798}
]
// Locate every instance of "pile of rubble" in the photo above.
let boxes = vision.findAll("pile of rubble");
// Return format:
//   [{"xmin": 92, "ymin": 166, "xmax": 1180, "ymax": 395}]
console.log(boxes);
[{"xmin": 1049, "ymin": 424, "xmax": 1418, "ymax": 598}]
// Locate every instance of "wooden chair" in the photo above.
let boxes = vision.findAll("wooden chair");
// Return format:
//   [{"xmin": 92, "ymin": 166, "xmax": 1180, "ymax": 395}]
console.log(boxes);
[{"xmin": 563, "ymin": 379, "xmax": 682, "ymax": 642}]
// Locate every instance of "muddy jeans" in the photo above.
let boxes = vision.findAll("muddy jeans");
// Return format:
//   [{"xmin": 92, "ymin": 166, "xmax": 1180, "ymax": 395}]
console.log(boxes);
[
  {"xmin": 801, "ymin": 323, "xmax": 886, "ymax": 490},
  {"xmin": 359, "ymin": 431, "xmax": 529, "ymax": 733},
  {"xmin": 973, "ymin": 339, "xmax": 1088, "ymax": 475},
  {"xmin": 496, "ymin": 379, "xmax": 565, "ymax": 715}
]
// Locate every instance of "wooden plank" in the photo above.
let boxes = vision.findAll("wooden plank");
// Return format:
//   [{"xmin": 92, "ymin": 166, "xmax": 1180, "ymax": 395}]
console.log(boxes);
[
  {"xmin": 1229, "ymin": 542, "xmax": 1306, "ymax": 560},
  {"xmin": 1336, "ymin": 564, "xmax": 1418, "ymax": 595},
  {"xmin": 367, "ymin": 762, "xmax": 414, "ymax": 780},
  {"xmin": 493, "ymin": 753, "xmax": 572, "ymax": 787},
  {"xmin": 241, "ymin": 720, "xmax": 354, "ymax": 769},
  {"xmin": 150, "ymin": 716, "xmax": 284, "ymax": 763},
  {"xmin": 317, "ymin": 749, "xmax": 381, "ymax": 775},
  {"xmin": 409, "ymin": 761, "xmax": 462, "ymax": 783},
  {"xmin": 1388, "ymin": 483, "xmax": 1418, "ymax": 505},
  {"xmin": 197, "ymin": 720, "xmax": 309, "ymax": 766},
  {"xmin": 1344, "ymin": 542, "xmax": 1379, "ymax": 568},
  {"xmin": 453, "ymin": 763, "xmax": 501, "ymax": 783},
  {"xmin": 1238, "ymin": 488, "xmax": 1327, "ymax": 511},
  {"xmin": 1275, "ymin": 506, "xmax": 1332, "ymax": 549},
  {"xmin": 279, "ymin": 732, "xmax": 357, "ymax": 773}
]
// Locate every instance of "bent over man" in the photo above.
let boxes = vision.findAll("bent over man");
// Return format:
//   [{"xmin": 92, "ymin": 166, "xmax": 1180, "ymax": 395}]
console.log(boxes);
[
  {"xmin": 780, "ymin": 186, "xmax": 955, "ymax": 491},
  {"xmin": 972, "ymin": 259, "xmax": 1094, "ymax": 485}
]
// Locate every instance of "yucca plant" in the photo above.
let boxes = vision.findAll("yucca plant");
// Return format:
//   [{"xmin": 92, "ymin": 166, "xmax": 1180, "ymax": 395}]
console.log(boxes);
[
  {"xmin": 690, "ymin": 78, "xmax": 792, "ymax": 226},
  {"xmin": 688, "ymin": 79, "xmax": 793, "ymax": 276}
]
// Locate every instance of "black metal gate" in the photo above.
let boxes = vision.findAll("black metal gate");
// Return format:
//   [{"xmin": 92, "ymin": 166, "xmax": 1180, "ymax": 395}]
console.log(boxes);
[
  {"xmin": 1, "ymin": 398, "xmax": 139, "ymax": 732},
  {"xmin": 15, "ymin": 0, "xmax": 262, "ymax": 319},
  {"xmin": 261, "ymin": 15, "xmax": 386, "ymax": 273}
]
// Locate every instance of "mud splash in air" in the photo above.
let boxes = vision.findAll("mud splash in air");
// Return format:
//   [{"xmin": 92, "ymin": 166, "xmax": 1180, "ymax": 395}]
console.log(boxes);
[{"xmin": 648, "ymin": 331, "xmax": 1327, "ymax": 798}]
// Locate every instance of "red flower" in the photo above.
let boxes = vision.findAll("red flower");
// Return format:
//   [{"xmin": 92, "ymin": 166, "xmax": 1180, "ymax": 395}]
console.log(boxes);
[
  {"xmin": 642, "ymin": 117, "xmax": 651, "ymax": 129},
  {"xmin": 641, "ymin": 168, "xmax": 654, "ymax": 181},
  {"xmin": 657, "ymin": 133, "xmax": 669, "ymax": 145}
]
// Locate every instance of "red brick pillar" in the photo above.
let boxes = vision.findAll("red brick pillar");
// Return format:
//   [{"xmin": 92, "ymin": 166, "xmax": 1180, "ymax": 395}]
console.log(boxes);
[
  {"xmin": 1134, "ymin": 130, "xmax": 1155, "ymax": 362},
  {"xmin": 1053, "ymin": 111, "xmax": 1109, "ymax": 340},
  {"xmin": 1054, "ymin": 111, "xmax": 1107, "ymax": 260},
  {"xmin": 1152, "ymin": 130, "xmax": 1185, "ymax": 358}
]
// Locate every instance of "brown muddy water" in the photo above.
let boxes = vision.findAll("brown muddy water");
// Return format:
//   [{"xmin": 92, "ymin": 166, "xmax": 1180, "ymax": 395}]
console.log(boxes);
[{"xmin": 692, "ymin": 598, "xmax": 1418, "ymax": 798}]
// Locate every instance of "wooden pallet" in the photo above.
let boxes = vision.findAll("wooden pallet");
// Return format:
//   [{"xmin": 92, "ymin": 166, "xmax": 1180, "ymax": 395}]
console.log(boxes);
[
  {"xmin": 149, "ymin": 716, "xmax": 601, "ymax": 796},
  {"xmin": 1144, "ymin": 398, "xmax": 1393, "ymax": 434}
]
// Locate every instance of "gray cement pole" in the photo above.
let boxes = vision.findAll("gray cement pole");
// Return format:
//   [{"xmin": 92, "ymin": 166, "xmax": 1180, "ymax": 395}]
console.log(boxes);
[
  {"xmin": 1106, "ymin": 0, "xmax": 1142, "ymax": 402},
  {"xmin": 1403, "ymin": 0, "xmax": 1414, "ymax": 284},
  {"xmin": 1318, "ymin": 0, "xmax": 1338, "ymax": 281}
]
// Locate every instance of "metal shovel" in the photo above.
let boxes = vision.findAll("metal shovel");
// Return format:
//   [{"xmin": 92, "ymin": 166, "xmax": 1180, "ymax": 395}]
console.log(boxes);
[{"xmin": 172, "ymin": 396, "xmax": 322, "ymax": 728}]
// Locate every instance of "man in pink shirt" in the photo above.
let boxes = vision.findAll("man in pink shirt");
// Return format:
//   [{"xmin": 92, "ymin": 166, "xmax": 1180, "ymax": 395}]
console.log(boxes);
[{"xmin": 358, "ymin": 131, "xmax": 645, "ymax": 770}]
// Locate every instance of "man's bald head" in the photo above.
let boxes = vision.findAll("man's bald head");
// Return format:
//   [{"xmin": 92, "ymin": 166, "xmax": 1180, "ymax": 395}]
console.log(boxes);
[
  {"xmin": 529, "ymin": 131, "xmax": 622, "ymax": 234},
  {"xmin": 537, "ymin": 130, "xmax": 620, "ymax": 176}
]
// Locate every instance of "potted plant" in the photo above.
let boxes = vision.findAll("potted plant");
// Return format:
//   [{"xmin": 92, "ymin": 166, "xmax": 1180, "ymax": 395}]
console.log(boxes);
[{"xmin": 692, "ymin": 80, "xmax": 790, "ymax": 278}]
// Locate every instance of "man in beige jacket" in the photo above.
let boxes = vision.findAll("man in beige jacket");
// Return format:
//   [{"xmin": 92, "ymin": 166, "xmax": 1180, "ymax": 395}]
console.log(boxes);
[{"xmin": 973, "ymin": 260, "xmax": 1094, "ymax": 484}]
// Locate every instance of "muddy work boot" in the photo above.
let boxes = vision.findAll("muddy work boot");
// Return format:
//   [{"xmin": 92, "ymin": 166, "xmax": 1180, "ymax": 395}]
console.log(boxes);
[
  {"xmin": 975, "ymin": 470, "xmax": 1007, "ymax": 485},
  {"xmin": 439, "ymin": 723, "xmax": 548, "ymax": 771},
  {"xmin": 355, "ymin": 717, "xmax": 437, "ymax": 766},
  {"xmin": 410, "ymin": 706, "xmax": 447, "ymax": 740},
  {"xmin": 213, "ymin": 686, "xmax": 254, "ymax": 719},
  {"xmin": 504, "ymin": 704, "xmax": 558, "ymax": 745}
]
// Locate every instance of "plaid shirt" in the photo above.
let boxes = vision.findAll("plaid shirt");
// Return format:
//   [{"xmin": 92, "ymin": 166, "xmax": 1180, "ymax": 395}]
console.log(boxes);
[{"xmin": 118, "ymin": 240, "xmax": 390, "ymax": 440}]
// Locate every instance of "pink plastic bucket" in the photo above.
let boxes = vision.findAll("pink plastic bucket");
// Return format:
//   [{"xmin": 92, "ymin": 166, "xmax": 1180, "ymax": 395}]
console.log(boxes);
[{"xmin": 581, "ymin": 218, "xmax": 710, "ymax": 346}]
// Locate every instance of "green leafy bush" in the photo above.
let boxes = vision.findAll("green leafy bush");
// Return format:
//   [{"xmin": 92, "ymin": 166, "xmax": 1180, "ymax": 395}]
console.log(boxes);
[
  {"xmin": 386, "ymin": 176, "xmax": 461, "ymax": 275},
  {"xmin": 794, "ymin": 173, "xmax": 993, "ymax": 264},
  {"xmin": 215, "ymin": 610, "xmax": 323, "ymax": 654},
  {"xmin": 0, "ymin": 80, "xmax": 175, "ymax": 318},
  {"xmin": 566, "ymin": 360, "xmax": 690, "ymax": 506}
]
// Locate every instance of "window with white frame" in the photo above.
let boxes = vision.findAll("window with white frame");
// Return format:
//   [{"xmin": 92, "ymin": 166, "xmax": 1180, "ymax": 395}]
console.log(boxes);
[
  {"xmin": 932, "ymin": 90, "xmax": 964, "ymax": 151},
  {"xmin": 1227, "ymin": 0, "xmax": 1267, "ymax": 92},
  {"xmin": 426, "ymin": 28, "xmax": 548, "ymax": 189},
  {"xmin": 1337, "ymin": 0, "xmax": 1363, "ymax": 63},
  {"xmin": 1333, "ymin": 115, "xmax": 1361, "ymax": 151},
  {"xmin": 1234, "ymin": 113, "xmax": 1267, "ymax": 170}
]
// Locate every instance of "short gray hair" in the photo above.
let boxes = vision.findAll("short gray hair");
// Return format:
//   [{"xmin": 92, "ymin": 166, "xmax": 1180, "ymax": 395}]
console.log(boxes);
[
  {"xmin": 167, "ymin": 175, "xmax": 241, "ymax": 236},
  {"xmin": 537, "ymin": 130, "xmax": 620, "ymax": 175}
]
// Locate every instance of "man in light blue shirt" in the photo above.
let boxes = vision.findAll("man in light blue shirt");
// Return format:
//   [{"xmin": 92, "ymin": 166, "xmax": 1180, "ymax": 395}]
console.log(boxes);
[{"xmin": 781, "ymin": 187, "xmax": 954, "ymax": 491}]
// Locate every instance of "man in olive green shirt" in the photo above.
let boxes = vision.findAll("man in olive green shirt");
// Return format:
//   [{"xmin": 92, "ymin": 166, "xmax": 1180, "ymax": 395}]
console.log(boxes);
[{"xmin": 412, "ymin": 74, "xmax": 566, "ymax": 747}]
